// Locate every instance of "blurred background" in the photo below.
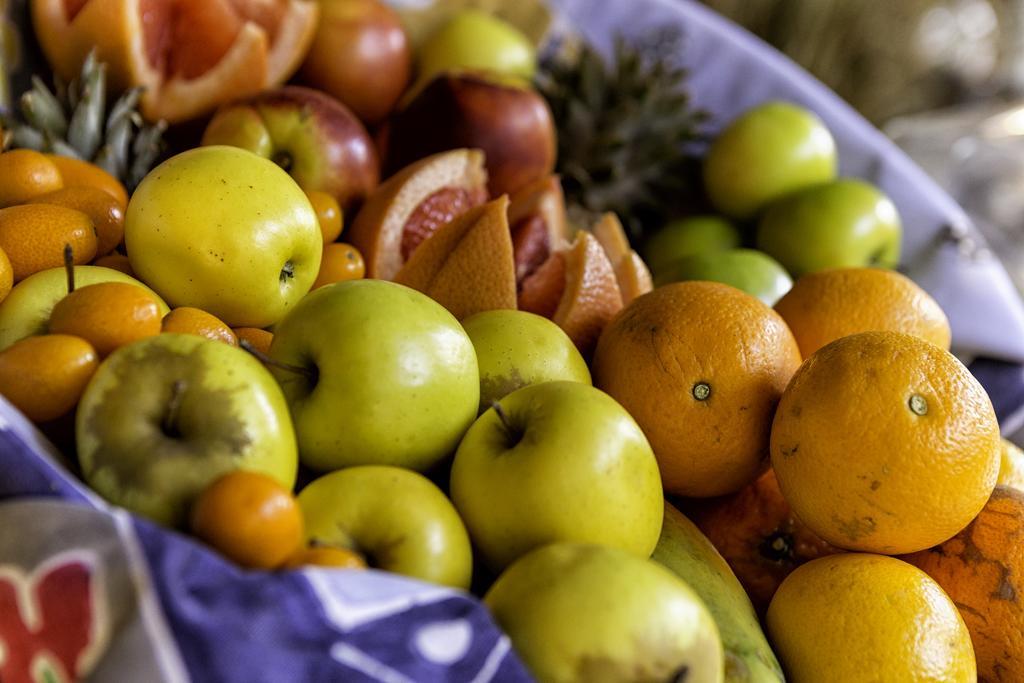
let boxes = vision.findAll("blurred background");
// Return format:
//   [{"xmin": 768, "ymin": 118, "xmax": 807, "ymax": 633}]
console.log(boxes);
[{"xmin": 702, "ymin": 0, "xmax": 1024, "ymax": 297}]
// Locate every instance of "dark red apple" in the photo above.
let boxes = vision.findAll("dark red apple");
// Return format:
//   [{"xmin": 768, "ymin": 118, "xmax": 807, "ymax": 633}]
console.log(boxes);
[
  {"xmin": 201, "ymin": 86, "xmax": 380, "ymax": 211},
  {"xmin": 385, "ymin": 73, "xmax": 557, "ymax": 198}
]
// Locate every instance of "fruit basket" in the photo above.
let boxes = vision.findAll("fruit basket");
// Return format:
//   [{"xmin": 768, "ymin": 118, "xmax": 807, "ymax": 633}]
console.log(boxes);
[{"xmin": 2, "ymin": 0, "xmax": 1024, "ymax": 681}]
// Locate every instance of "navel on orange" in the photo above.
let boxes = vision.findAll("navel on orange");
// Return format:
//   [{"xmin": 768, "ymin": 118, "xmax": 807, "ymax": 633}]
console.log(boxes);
[
  {"xmin": 593, "ymin": 281, "xmax": 801, "ymax": 497},
  {"xmin": 774, "ymin": 267, "xmax": 951, "ymax": 357},
  {"xmin": 771, "ymin": 331, "xmax": 1000, "ymax": 554},
  {"xmin": 49, "ymin": 282, "xmax": 162, "ymax": 356},
  {"xmin": 0, "ymin": 334, "xmax": 98, "ymax": 422}
]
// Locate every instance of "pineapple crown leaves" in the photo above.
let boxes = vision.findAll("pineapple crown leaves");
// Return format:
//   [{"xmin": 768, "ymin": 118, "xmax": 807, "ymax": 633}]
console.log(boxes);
[
  {"xmin": 536, "ymin": 27, "xmax": 709, "ymax": 240},
  {"xmin": 2, "ymin": 50, "xmax": 166, "ymax": 191}
]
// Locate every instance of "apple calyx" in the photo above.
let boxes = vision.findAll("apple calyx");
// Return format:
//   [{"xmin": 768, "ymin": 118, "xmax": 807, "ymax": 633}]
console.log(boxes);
[
  {"xmin": 63, "ymin": 243, "xmax": 75, "ymax": 294},
  {"xmin": 692, "ymin": 382, "xmax": 711, "ymax": 401},
  {"xmin": 272, "ymin": 150, "xmax": 294, "ymax": 173},
  {"xmin": 668, "ymin": 664, "xmax": 691, "ymax": 683},
  {"xmin": 162, "ymin": 379, "xmax": 187, "ymax": 438},
  {"xmin": 239, "ymin": 338, "xmax": 318, "ymax": 385},
  {"xmin": 491, "ymin": 401, "xmax": 524, "ymax": 449},
  {"xmin": 908, "ymin": 394, "xmax": 928, "ymax": 416},
  {"xmin": 279, "ymin": 261, "xmax": 296, "ymax": 284}
]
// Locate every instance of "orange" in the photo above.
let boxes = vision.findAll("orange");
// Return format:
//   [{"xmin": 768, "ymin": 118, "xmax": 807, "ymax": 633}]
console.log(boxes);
[
  {"xmin": 687, "ymin": 468, "xmax": 841, "ymax": 615},
  {"xmin": 312, "ymin": 243, "xmax": 365, "ymax": 289},
  {"xmin": 774, "ymin": 267, "xmax": 951, "ymax": 358},
  {"xmin": 0, "ymin": 334, "xmax": 98, "ymax": 422},
  {"xmin": 348, "ymin": 149, "xmax": 488, "ymax": 279},
  {"xmin": 30, "ymin": 185, "xmax": 125, "ymax": 256},
  {"xmin": 519, "ymin": 231, "xmax": 624, "ymax": 357},
  {"xmin": 47, "ymin": 155, "xmax": 128, "ymax": 210},
  {"xmin": 0, "ymin": 246, "xmax": 11, "ymax": 304},
  {"xmin": 999, "ymin": 438, "xmax": 1024, "ymax": 493},
  {"xmin": 190, "ymin": 470, "xmax": 304, "ymax": 570},
  {"xmin": 31, "ymin": 0, "xmax": 319, "ymax": 123},
  {"xmin": 589, "ymin": 212, "xmax": 653, "ymax": 305},
  {"xmin": 233, "ymin": 327, "xmax": 273, "ymax": 355},
  {"xmin": 903, "ymin": 486, "xmax": 1024, "ymax": 682},
  {"xmin": 0, "ymin": 149, "xmax": 63, "ymax": 207},
  {"xmin": 771, "ymin": 331, "xmax": 1000, "ymax": 554},
  {"xmin": 394, "ymin": 197, "xmax": 516, "ymax": 321},
  {"xmin": 162, "ymin": 307, "xmax": 238, "ymax": 346},
  {"xmin": 48, "ymin": 282, "xmax": 162, "ymax": 356},
  {"xmin": 593, "ymin": 282, "xmax": 801, "ymax": 497},
  {"xmin": 285, "ymin": 546, "xmax": 367, "ymax": 570},
  {"xmin": 766, "ymin": 553, "xmax": 976, "ymax": 682},
  {"xmin": 0, "ymin": 204, "xmax": 97, "ymax": 282},
  {"xmin": 306, "ymin": 190, "xmax": 343, "ymax": 245},
  {"xmin": 92, "ymin": 252, "xmax": 134, "ymax": 276}
]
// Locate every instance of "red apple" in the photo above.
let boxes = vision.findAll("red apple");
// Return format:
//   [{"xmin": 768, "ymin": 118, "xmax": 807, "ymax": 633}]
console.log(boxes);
[
  {"xmin": 201, "ymin": 86, "xmax": 380, "ymax": 211},
  {"xmin": 298, "ymin": 0, "xmax": 412, "ymax": 125},
  {"xmin": 384, "ymin": 72, "xmax": 556, "ymax": 198}
]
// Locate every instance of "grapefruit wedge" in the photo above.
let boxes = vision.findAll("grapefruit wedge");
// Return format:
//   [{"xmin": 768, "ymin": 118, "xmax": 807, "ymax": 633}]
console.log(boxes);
[
  {"xmin": 394, "ymin": 196, "xmax": 517, "ymax": 321},
  {"xmin": 31, "ymin": 0, "xmax": 319, "ymax": 123},
  {"xmin": 518, "ymin": 231, "xmax": 624, "ymax": 357},
  {"xmin": 507, "ymin": 175, "xmax": 572, "ymax": 286},
  {"xmin": 589, "ymin": 212, "xmax": 654, "ymax": 304},
  {"xmin": 348, "ymin": 149, "xmax": 488, "ymax": 280}
]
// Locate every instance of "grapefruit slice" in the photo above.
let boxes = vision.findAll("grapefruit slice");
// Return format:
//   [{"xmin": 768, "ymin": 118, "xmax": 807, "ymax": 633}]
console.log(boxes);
[
  {"xmin": 394, "ymin": 197, "xmax": 517, "ymax": 321},
  {"xmin": 589, "ymin": 212, "xmax": 654, "ymax": 304},
  {"xmin": 31, "ymin": 0, "xmax": 319, "ymax": 123},
  {"xmin": 348, "ymin": 149, "xmax": 488, "ymax": 280},
  {"xmin": 518, "ymin": 231, "xmax": 624, "ymax": 357},
  {"xmin": 507, "ymin": 175, "xmax": 572, "ymax": 286}
]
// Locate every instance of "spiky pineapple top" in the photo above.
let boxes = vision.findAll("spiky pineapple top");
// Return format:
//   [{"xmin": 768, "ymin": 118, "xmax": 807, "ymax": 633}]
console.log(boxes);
[
  {"xmin": 536, "ymin": 28, "xmax": 708, "ymax": 241},
  {"xmin": 2, "ymin": 51, "xmax": 165, "ymax": 192}
]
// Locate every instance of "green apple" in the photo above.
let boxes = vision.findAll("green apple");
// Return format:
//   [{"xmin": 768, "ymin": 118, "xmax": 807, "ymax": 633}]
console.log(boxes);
[
  {"xmin": 461, "ymin": 309, "xmax": 590, "ymax": 414},
  {"xmin": 298, "ymin": 465, "xmax": 472, "ymax": 589},
  {"xmin": 268, "ymin": 279, "xmax": 479, "ymax": 472},
  {"xmin": 0, "ymin": 265, "xmax": 169, "ymax": 351},
  {"xmin": 201, "ymin": 86, "xmax": 380, "ymax": 211},
  {"xmin": 756, "ymin": 179, "xmax": 902, "ymax": 277},
  {"xmin": 450, "ymin": 381, "xmax": 663, "ymax": 571},
  {"xmin": 125, "ymin": 146, "xmax": 322, "ymax": 328},
  {"xmin": 485, "ymin": 542, "xmax": 725, "ymax": 683},
  {"xmin": 417, "ymin": 10, "xmax": 536, "ymax": 87},
  {"xmin": 76, "ymin": 334, "xmax": 298, "ymax": 527},
  {"xmin": 643, "ymin": 215, "xmax": 741, "ymax": 281},
  {"xmin": 655, "ymin": 248, "xmax": 793, "ymax": 306},
  {"xmin": 704, "ymin": 101, "xmax": 837, "ymax": 220}
]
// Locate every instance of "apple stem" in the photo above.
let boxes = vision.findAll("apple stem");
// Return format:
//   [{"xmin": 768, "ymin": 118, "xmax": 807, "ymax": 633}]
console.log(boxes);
[
  {"xmin": 63, "ymin": 244, "xmax": 75, "ymax": 294},
  {"xmin": 163, "ymin": 379, "xmax": 186, "ymax": 436},
  {"xmin": 239, "ymin": 339, "xmax": 317, "ymax": 382},
  {"xmin": 490, "ymin": 401, "xmax": 524, "ymax": 448}
]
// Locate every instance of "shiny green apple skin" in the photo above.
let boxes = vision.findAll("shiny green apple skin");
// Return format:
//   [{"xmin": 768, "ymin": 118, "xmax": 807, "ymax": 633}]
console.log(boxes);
[
  {"xmin": 125, "ymin": 146, "xmax": 322, "ymax": 328},
  {"xmin": 655, "ymin": 248, "xmax": 793, "ymax": 306},
  {"xmin": 418, "ymin": 9, "xmax": 536, "ymax": 86},
  {"xmin": 450, "ymin": 381, "xmax": 663, "ymax": 571},
  {"xmin": 461, "ymin": 309, "xmax": 590, "ymax": 414},
  {"xmin": 704, "ymin": 101, "xmax": 837, "ymax": 220},
  {"xmin": 269, "ymin": 279, "xmax": 479, "ymax": 472},
  {"xmin": 298, "ymin": 465, "xmax": 472, "ymax": 589},
  {"xmin": 0, "ymin": 265, "xmax": 169, "ymax": 351},
  {"xmin": 485, "ymin": 542, "xmax": 725, "ymax": 683},
  {"xmin": 643, "ymin": 215, "xmax": 741, "ymax": 281},
  {"xmin": 756, "ymin": 179, "xmax": 902, "ymax": 277},
  {"xmin": 76, "ymin": 334, "xmax": 298, "ymax": 528}
]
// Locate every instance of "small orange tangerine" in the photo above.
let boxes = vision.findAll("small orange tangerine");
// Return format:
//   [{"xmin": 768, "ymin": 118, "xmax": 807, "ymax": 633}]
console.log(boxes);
[
  {"xmin": 47, "ymin": 154, "xmax": 128, "ymax": 210},
  {"xmin": 0, "ymin": 204, "xmax": 96, "ymax": 282},
  {"xmin": 162, "ymin": 307, "xmax": 238, "ymax": 346},
  {"xmin": 0, "ymin": 334, "xmax": 98, "ymax": 422},
  {"xmin": 49, "ymin": 282, "xmax": 162, "ymax": 357},
  {"xmin": 233, "ymin": 327, "xmax": 273, "ymax": 355},
  {"xmin": 306, "ymin": 190, "xmax": 343, "ymax": 245},
  {"xmin": 31, "ymin": 185, "xmax": 125, "ymax": 256},
  {"xmin": 313, "ymin": 243, "xmax": 365, "ymax": 289},
  {"xmin": 0, "ymin": 149, "xmax": 63, "ymax": 207}
]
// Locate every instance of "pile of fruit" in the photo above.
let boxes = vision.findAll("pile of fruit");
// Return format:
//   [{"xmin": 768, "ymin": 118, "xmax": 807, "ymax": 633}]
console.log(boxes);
[{"xmin": 0, "ymin": 1, "xmax": 1021, "ymax": 681}]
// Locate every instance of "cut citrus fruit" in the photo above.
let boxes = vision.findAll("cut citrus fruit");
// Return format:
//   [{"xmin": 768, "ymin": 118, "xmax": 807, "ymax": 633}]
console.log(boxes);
[
  {"xmin": 31, "ymin": 0, "xmax": 319, "ymax": 123},
  {"xmin": 394, "ymin": 197, "xmax": 516, "ymax": 321},
  {"xmin": 507, "ymin": 175, "xmax": 571, "ymax": 284},
  {"xmin": 348, "ymin": 149, "xmax": 487, "ymax": 280},
  {"xmin": 588, "ymin": 212, "xmax": 653, "ymax": 304},
  {"xmin": 519, "ymin": 231, "xmax": 624, "ymax": 357}
]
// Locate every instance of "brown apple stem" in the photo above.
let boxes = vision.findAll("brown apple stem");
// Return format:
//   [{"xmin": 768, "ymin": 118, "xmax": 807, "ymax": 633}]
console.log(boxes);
[
  {"xmin": 491, "ymin": 401, "xmax": 524, "ymax": 448},
  {"xmin": 63, "ymin": 244, "xmax": 75, "ymax": 294},
  {"xmin": 163, "ymin": 379, "xmax": 186, "ymax": 436},
  {"xmin": 238, "ymin": 339, "xmax": 317, "ymax": 382}
]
